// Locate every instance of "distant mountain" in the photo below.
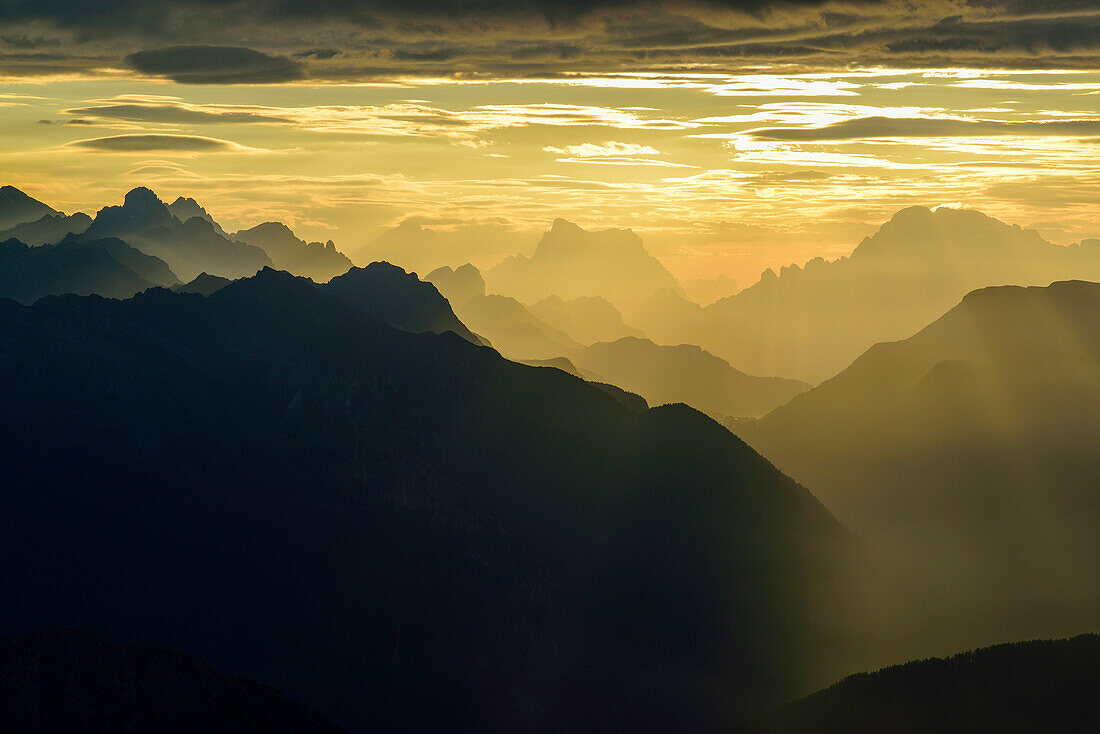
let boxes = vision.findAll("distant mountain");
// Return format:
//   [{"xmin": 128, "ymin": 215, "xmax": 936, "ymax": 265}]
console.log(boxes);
[
  {"xmin": 167, "ymin": 196, "xmax": 229, "ymax": 236},
  {"xmin": 570, "ymin": 337, "xmax": 810, "ymax": 419},
  {"xmin": 78, "ymin": 188, "xmax": 271, "ymax": 281},
  {"xmin": 682, "ymin": 274, "xmax": 738, "ymax": 305},
  {"xmin": 233, "ymin": 222, "xmax": 352, "ymax": 282},
  {"xmin": 530, "ymin": 295, "xmax": 643, "ymax": 346},
  {"xmin": 174, "ymin": 272, "xmax": 234, "ymax": 296},
  {"xmin": 454, "ymin": 293, "xmax": 581, "ymax": 360},
  {"xmin": 1, "ymin": 268, "xmax": 854, "ymax": 732},
  {"xmin": 0, "ymin": 628, "xmax": 343, "ymax": 733},
  {"xmin": 486, "ymin": 219, "xmax": 682, "ymax": 312},
  {"xmin": 426, "ymin": 263, "xmax": 486, "ymax": 305},
  {"xmin": 358, "ymin": 220, "xmax": 447, "ymax": 277},
  {"xmin": 0, "ymin": 185, "xmax": 57, "ymax": 230},
  {"xmin": 358, "ymin": 221, "xmax": 532, "ymax": 277},
  {"xmin": 0, "ymin": 238, "xmax": 162, "ymax": 303},
  {"xmin": 0, "ymin": 212, "xmax": 92, "ymax": 246},
  {"xmin": 741, "ymin": 280, "xmax": 1100, "ymax": 651},
  {"xmin": 743, "ymin": 634, "xmax": 1100, "ymax": 734},
  {"xmin": 637, "ymin": 207, "xmax": 1100, "ymax": 383}
]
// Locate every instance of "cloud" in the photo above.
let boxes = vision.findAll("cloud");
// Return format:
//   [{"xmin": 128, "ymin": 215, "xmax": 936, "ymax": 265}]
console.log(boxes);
[
  {"xmin": 544, "ymin": 142, "xmax": 661, "ymax": 156},
  {"xmin": 4, "ymin": 1, "xmax": 1100, "ymax": 80},
  {"xmin": 750, "ymin": 116, "xmax": 1100, "ymax": 141},
  {"xmin": 68, "ymin": 134, "xmax": 242, "ymax": 152},
  {"xmin": 125, "ymin": 46, "xmax": 304, "ymax": 84},
  {"xmin": 64, "ymin": 102, "xmax": 290, "ymax": 124}
]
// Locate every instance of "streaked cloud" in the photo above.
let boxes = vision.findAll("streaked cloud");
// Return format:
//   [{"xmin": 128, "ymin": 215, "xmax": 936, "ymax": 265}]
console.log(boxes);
[{"xmin": 68, "ymin": 134, "xmax": 247, "ymax": 152}]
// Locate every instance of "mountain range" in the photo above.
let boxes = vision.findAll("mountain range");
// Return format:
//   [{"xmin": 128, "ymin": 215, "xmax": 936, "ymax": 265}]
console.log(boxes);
[
  {"xmin": 0, "ymin": 266, "xmax": 855, "ymax": 732},
  {"xmin": 636, "ymin": 207, "xmax": 1100, "ymax": 383}
]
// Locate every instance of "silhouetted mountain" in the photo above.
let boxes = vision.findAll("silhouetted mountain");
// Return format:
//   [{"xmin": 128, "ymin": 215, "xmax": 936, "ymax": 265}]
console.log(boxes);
[
  {"xmin": 743, "ymin": 634, "xmax": 1100, "ymax": 734},
  {"xmin": 324, "ymin": 262, "xmax": 483, "ymax": 345},
  {"xmin": 167, "ymin": 196, "xmax": 229, "ymax": 236},
  {"xmin": 1, "ymin": 268, "xmax": 854, "ymax": 732},
  {"xmin": 0, "ymin": 238, "xmax": 159, "ymax": 303},
  {"xmin": 174, "ymin": 272, "xmax": 234, "ymax": 295},
  {"xmin": 0, "ymin": 185, "xmax": 57, "ymax": 230},
  {"xmin": 571, "ymin": 337, "xmax": 810, "ymax": 419},
  {"xmin": 682, "ymin": 274, "xmax": 738, "ymax": 306},
  {"xmin": 0, "ymin": 628, "xmax": 343, "ymax": 733},
  {"xmin": 54, "ymin": 235, "xmax": 180, "ymax": 287},
  {"xmin": 78, "ymin": 188, "xmax": 271, "ymax": 281},
  {"xmin": 233, "ymin": 221, "xmax": 353, "ymax": 282},
  {"xmin": 0, "ymin": 212, "xmax": 92, "ymax": 246},
  {"xmin": 426, "ymin": 263, "xmax": 486, "ymax": 305},
  {"xmin": 518, "ymin": 356, "xmax": 587, "ymax": 378},
  {"xmin": 530, "ymin": 295, "xmax": 643, "ymax": 346},
  {"xmin": 637, "ymin": 207, "xmax": 1100, "ymax": 382},
  {"xmin": 486, "ymin": 219, "xmax": 682, "ymax": 312},
  {"xmin": 741, "ymin": 280, "xmax": 1100, "ymax": 655}
]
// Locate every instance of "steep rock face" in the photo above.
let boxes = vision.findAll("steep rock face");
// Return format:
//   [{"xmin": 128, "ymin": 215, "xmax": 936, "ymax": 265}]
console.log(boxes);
[
  {"xmin": 741, "ymin": 280, "xmax": 1100, "ymax": 659},
  {"xmin": 0, "ymin": 186, "xmax": 58, "ymax": 230},
  {"xmin": 637, "ymin": 207, "xmax": 1100, "ymax": 383},
  {"xmin": 233, "ymin": 221, "xmax": 353, "ymax": 282},
  {"xmin": 1, "ymin": 269, "xmax": 855, "ymax": 733},
  {"xmin": 0, "ymin": 628, "xmax": 343, "ymax": 733},
  {"xmin": 486, "ymin": 219, "xmax": 682, "ymax": 312},
  {"xmin": 79, "ymin": 188, "xmax": 272, "ymax": 281}
]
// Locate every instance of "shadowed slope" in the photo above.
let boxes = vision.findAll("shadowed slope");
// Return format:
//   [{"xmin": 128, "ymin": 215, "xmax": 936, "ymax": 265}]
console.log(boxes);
[
  {"xmin": 0, "ymin": 212, "xmax": 92, "ymax": 246},
  {"xmin": 743, "ymin": 634, "xmax": 1100, "ymax": 734},
  {"xmin": 1, "ymin": 267, "xmax": 854, "ymax": 733},
  {"xmin": 0, "ymin": 238, "xmax": 164, "ymax": 303},
  {"xmin": 741, "ymin": 280, "xmax": 1100, "ymax": 660},
  {"xmin": 0, "ymin": 628, "xmax": 343, "ymax": 733}
]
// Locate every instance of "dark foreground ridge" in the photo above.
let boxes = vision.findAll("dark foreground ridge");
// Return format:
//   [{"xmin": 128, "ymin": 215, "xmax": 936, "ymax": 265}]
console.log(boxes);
[
  {"xmin": 743, "ymin": 634, "xmax": 1100, "ymax": 734},
  {"xmin": 0, "ymin": 266, "xmax": 853, "ymax": 733},
  {"xmin": 0, "ymin": 628, "xmax": 343, "ymax": 733}
]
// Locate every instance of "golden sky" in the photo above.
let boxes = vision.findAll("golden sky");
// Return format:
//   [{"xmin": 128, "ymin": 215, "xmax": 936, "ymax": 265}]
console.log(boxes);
[{"xmin": 2, "ymin": 0, "xmax": 1099, "ymax": 284}]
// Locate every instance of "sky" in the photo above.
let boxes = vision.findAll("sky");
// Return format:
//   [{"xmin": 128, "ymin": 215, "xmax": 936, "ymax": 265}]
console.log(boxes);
[{"xmin": 2, "ymin": 0, "xmax": 1099, "ymax": 284}]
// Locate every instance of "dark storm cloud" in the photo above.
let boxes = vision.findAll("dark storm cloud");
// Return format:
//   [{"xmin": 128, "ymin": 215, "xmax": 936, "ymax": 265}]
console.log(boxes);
[
  {"xmin": 64, "ymin": 103, "xmax": 289, "ymax": 124},
  {"xmin": 69, "ymin": 133, "xmax": 237, "ymax": 151},
  {"xmin": 126, "ymin": 46, "xmax": 304, "ymax": 84},
  {"xmin": 751, "ymin": 117, "xmax": 1100, "ymax": 141},
  {"xmin": 2, "ymin": 0, "xmax": 1100, "ymax": 79}
]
